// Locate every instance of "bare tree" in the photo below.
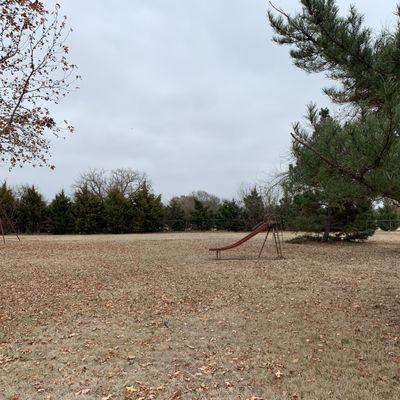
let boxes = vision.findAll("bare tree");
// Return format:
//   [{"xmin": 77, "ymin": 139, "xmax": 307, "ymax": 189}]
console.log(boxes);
[
  {"xmin": 0, "ymin": 1, "xmax": 79, "ymax": 168},
  {"xmin": 74, "ymin": 168, "xmax": 146, "ymax": 199},
  {"xmin": 109, "ymin": 168, "xmax": 146, "ymax": 197},
  {"xmin": 191, "ymin": 190, "xmax": 220, "ymax": 212},
  {"xmin": 258, "ymin": 176, "xmax": 286, "ymax": 221},
  {"xmin": 75, "ymin": 169, "xmax": 108, "ymax": 199},
  {"xmin": 170, "ymin": 195, "xmax": 196, "ymax": 220}
]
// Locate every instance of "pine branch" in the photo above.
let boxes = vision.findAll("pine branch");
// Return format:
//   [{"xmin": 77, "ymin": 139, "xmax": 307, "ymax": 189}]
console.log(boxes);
[{"xmin": 290, "ymin": 130, "xmax": 377, "ymax": 194}]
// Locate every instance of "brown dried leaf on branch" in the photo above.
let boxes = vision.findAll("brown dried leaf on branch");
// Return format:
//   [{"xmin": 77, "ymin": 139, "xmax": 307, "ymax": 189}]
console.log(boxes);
[{"xmin": 0, "ymin": 0, "xmax": 80, "ymax": 168}]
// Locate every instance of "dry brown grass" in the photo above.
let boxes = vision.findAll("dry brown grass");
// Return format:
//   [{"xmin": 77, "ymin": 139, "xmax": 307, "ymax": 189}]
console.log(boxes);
[{"xmin": 0, "ymin": 231, "xmax": 399, "ymax": 400}]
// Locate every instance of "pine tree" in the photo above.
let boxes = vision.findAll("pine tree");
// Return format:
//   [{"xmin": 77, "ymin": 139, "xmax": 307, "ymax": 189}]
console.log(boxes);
[
  {"xmin": 48, "ymin": 190, "xmax": 75, "ymax": 234},
  {"xmin": 130, "ymin": 182, "xmax": 163, "ymax": 232},
  {"xmin": 73, "ymin": 185, "xmax": 105, "ymax": 234},
  {"xmin": 283, "ymin": 108, "xmax": 376, "ymax": 241},
  {"xmin": 164, "ymin": 199, "xmax": 186, "ymax": 231},
  {"xmin": 0, "ymin": 181, "xmax": 17, "ymax": 233},
  {"xmin": 242, "ymin": 187, "xmax": 265, "ymax": 230},
  {"xmin": 191, "ymin": 191, "xmax": 220, "ymax": 213},
  {"xmin": 269, "ymin": 1, "xmax": 400, "ymax": 202},
  {"xmin": 104, "ymin": 188, "xmax": 132, "ymax": 233},
  {"xmin": 376, "ymin": 203, "xmax": 400, "ymax": 231},
  {"xmin": 16, "ymin": 185, "xmax": 47, "ymax": 233},
  {"xmin": 216, "ymin": 200, "xmax": 243, "ymax": 231},
  {"xmin": 191, "ymin": 198, "xmax": 213, "ymax": 231},
  {"xmin": 168, "ymin": 195, "xmax": 195, "ymax": 226}
]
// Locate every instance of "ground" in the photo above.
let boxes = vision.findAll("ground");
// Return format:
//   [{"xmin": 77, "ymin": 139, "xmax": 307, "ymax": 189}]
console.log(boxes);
[{"xmin": 0, "ymin": 231, "xmax": 399, "ymax": 400}]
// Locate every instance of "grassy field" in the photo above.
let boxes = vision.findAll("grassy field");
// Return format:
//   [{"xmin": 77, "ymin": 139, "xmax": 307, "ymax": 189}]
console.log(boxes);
[{"xmin": 0, "ymin": 231, "xmax": 399, "ymax": 400}]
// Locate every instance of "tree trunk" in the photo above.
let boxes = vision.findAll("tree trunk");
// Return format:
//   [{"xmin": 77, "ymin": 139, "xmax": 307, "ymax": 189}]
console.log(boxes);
[{"xmin": 322, "ymin": 207, "xmax": 331, "ymax": 242}]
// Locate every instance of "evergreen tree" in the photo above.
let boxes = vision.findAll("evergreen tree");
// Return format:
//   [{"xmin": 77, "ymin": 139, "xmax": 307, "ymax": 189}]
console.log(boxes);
[
  {"xmin": 269, "ymin": 1, "xmax": 400, "ymax": 202},
  {"xmin": 164, "ymin": 199, "xmax": 186, "ymax": 231},
  {"xmin": 16, "ymin": 185, "xmax": 47, "ymax": 233},
  {"xmin": 191, "ymin": 198, "xmax": 214, "ymax": 231},
  {"xmin": 283, "ymin": 190, "xmax": 375, "ymax": 241},
  {"xmin": 282, "ymin": 108, "xmax": 376, "ymax": 241},
  {"xmin": 168, "ymin": 195, "xmax": 196, "ymax": 227},
  {"xmin": 280, "ymin": 190, "xmax": 324, "ymax": 233},
  {"xmin": 191, "ymin": 191, "xmax": 220, "ymax": 213},
  {"xmin": 48, "ymin": 190, "xmax": 75, "ymax": 234},
  {"xmin": 376, "ymin": 203, "xmax": 400, "ymax": 231},
  {"xmin": 242, "ymin": 187, "xmax": 265, "ymax": 229},
  {"xmin": 0, "ymin": 182, "xmax": 18, "ymax": 233},
  {"xmin": 104, "ymin": 188, "xmax": 132, "ymax": 233},
  {"xmin": 130, "ymin": 182, "xmax": 163, "ymax": 232},
  {"xmin": 216, "ymin": 200, "xmax": 243, "ymax": 231},
  {"xmin": 73, "ymin": 185, "xmax": 105, "ymax": 234}
]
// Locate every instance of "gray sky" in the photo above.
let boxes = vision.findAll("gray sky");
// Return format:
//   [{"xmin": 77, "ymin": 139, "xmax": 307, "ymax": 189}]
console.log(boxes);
[{"xmin": 1, "ymin": 0, "xmax": 398, "ymax": 201}]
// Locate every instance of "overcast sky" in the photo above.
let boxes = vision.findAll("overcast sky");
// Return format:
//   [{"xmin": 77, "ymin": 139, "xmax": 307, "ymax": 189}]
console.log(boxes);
[{"xmin": 1, "ymin": 0, "xmax": 398, "ymax": 201}]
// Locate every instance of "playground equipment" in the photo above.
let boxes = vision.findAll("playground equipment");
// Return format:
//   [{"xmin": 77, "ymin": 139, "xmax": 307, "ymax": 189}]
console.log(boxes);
[
  {"xmin": 0, "ymin": 212, "xmax": 20, "ymax": 244},
  {"xmin": 209, "ymin": 222, "xmax": 283, "ymax": 260}
]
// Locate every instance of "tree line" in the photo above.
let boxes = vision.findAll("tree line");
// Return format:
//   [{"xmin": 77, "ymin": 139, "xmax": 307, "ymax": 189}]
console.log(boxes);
[
  {"xmin": 0, "ymin": 167, "xmax": 398, "ymax": 237},
  {"xmin": 2, "ymin": 1, "xmax": 400, "ymax": 242},
  {"xmin": 0, "ymin": 168, "xmax": 271, "ymax": 235}
]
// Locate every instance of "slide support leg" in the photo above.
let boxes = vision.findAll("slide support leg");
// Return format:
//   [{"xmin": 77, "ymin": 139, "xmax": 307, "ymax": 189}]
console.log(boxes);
[
  {"xmin": 0, "ymin": 219, "xmax": 5, "ymax": 244},
  {"xmin": 257, "ymin": 228, "xmax": 270, "ymax": 260},
  {"xmin": 273, "ymin": 227, "xmax": 283, "ymax": 259}
]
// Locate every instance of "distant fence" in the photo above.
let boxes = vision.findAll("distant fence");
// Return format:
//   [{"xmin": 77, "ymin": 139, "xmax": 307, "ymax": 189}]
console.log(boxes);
[{"xmin": 372, "ymin": 219, "xmax": 400, "ymax": 231}]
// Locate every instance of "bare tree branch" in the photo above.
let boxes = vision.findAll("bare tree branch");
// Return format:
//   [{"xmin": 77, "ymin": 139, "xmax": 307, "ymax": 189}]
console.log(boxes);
[{"xmin": 0, "ymin": 1, "xmax": 80, "ymax": 168}]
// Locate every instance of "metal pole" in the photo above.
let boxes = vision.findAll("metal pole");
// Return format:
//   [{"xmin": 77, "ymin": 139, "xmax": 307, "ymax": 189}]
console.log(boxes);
[
  {"xmin": 272, "ymin": 228, "xmax": 279, "ymax": 258},
  {"xmin": 272, "ymin": 227, "xmax": 283, "ymax": 259},
  {"xmin": 258, "ymin": 227, "xmax": 270, "ymax": 260},
  {"xmin": 9, "ymin": 217, "xmax": 20, "ymax": 241},
  {"xmin": 276, "ymin": 227, "xmax": 283, "ymax": 258},
  {"xmin": 0, "ymin": 219, "xmax": 5, "ymax": 244}
]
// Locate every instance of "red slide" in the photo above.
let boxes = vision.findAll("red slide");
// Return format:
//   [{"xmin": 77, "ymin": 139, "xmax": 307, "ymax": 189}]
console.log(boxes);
[{"xmin": 209, "ymin": 222, "xmax": 268, "ymax": 258}]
